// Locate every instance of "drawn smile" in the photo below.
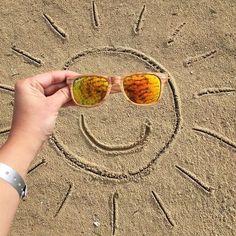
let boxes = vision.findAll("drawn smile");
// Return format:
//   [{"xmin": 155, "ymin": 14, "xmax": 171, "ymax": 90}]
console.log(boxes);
[{"xmin": 79, "ymin": 114, "xmax": 152, "ymax": 154}]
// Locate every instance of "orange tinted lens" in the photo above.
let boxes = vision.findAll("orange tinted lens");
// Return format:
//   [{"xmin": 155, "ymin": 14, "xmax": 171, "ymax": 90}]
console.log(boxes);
[
  {"xmin": 72, "ymin": 76, "xmax": 109, "ymax": 106},
  {"xmin": 123, "ymin": 74, "xmax": 161, "ymax": 104}
]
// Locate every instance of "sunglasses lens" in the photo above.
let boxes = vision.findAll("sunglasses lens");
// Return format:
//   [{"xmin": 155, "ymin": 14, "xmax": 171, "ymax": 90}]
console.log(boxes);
[
  {"xmin": 72, "ymin": 76, "xmax": 109, "ymax": 106},
  {"xmin": 123, "ymin": 74, "xmax": 161, "ymax": 104}
]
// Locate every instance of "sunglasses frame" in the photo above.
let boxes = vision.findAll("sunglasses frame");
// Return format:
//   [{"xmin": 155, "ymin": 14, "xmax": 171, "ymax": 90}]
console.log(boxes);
[{"xmin": 66, "ymin": 72, "xmax": 169, "ymax": 107}]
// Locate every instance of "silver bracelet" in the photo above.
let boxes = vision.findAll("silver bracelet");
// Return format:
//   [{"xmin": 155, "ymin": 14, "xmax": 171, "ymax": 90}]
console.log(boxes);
[{"xmin": 0, "ymin": 163, "xmax": 27, "ymax": 199}]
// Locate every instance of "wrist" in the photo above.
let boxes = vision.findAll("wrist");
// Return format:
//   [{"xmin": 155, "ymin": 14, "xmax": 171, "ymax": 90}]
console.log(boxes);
[
  {"xmin": 7, "ymin": 127, "xmax": 45, "ymax": 152},
  {"xmin": 0, "ymin": 132, "xmax": 44, "ymax": 178}
]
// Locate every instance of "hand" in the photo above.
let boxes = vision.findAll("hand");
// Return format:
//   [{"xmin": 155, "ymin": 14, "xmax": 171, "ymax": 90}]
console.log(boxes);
[
  {"xmin": 0, "ymin": 71, "xmax": 81, "ymax": 235},
  {"xmin": 7, "ymin": 70, "xmax": 78, "ymax": 151}
]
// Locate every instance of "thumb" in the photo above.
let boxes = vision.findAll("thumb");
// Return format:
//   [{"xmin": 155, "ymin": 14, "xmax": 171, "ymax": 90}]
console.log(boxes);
[{"xmin": 50, "ymin": 86, "xmax": 72, "ymax": 109}]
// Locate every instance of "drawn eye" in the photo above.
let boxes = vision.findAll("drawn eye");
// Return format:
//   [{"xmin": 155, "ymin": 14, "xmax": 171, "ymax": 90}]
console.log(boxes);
[{"xmin": 0, "ymin": 1, "xmax": 235, "ymax": 235}]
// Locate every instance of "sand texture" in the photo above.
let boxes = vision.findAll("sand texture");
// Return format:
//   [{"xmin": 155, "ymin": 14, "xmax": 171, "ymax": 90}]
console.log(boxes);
[{"xmin": 0, "ymin": 0, "xmax": 235, "ymax": 235}]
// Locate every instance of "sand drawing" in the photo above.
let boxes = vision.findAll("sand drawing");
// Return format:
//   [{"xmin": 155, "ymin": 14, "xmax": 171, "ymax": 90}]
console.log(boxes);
[
  {"xmin": 51, "ymin": 46, "xmax": 182, "ymax": 180},
  {"xmin": 111, "ymin": 192, "xmax": 119, "ymax": 236},
  {"xmin": 11, "ymin": 46, "xmax": 43, "ymax": 67},
  {"xmin": 91, "ymin": 1, "xmax": 100, "ymax": 29},
  {"xmin": 183, "ymin": 49, "xmax": 217, "ymax": 67},
  {"xmin": 79, "ymin": 114, "xmax": 151, "ymax": 155},
  {"xmin": 54, "ymin": 183, "xmax": 73, "ymax": 218},
  {"xmin": 193, "ymin": 126, "xmax": 236, "ymax": 149},
  {"xmin": 0, "ymin": 127, "xmax": 11, "ymax": 136},
  {"xmin": 133, "ymin": 5, "xmax": 146, "ymax": 34},
  {"xmin": 194, "ymin": 87, "xmax": 236, "ymax": 98},
  {"xmin": 43, "ymin": 13, "xmax": 67, "ymax": 39},
  {"xmin": 167, "ymin": 22, "xmax": 186, "ymax": 45},
  {"xmin": 64, "ymin": 46, "xmax": 168, "ymax": 73},
  {"xmin": 49, "ymin": 133, "xmax": 129, "ymax": 180},
  {"xmin": 175, "ymin": 165, "xmax": 214, "ymax": 193},
  {"xmin": 0, "ymin": 1, "xmax": 235, "ymax": 234},
  {"xmin": 0, "ymin": 84, "xmax": 14, "ymax": 93},
  {"xmin": 151, "ymin": 191, "xmax": 175, "ymax": 227},
  {"xmin": 27, "ymin": 159, "xmax": 46, "ymax": 175}
]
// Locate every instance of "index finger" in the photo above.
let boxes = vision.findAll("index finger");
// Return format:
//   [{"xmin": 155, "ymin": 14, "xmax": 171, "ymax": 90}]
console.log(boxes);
[{"xmin": 28, "ymin": 70, "xmax": 79, "ymax": 89}]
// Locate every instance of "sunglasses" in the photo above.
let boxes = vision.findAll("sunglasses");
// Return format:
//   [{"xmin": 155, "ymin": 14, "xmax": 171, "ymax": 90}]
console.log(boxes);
[{"xmin": 66, "ymin": 72, "xmax": 169, "ymax": 107}]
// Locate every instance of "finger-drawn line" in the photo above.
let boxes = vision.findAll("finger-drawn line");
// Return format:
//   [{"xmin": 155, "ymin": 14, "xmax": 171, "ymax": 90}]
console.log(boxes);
[
  {"xmin": 183, "ymin": 49, "xmax": 217, "ymax": 67},
  {"xmin": 0, "ymin": 84, "xmax": 14, "ymax": 93},
  {"xmin": 194, "ymin": 87, "xmax": 236, "ymax": 98},
  {"xmin": 175, "ymin": 165, "xmax": 213, "ymax": 193},
  {"xmin": 112, "ymin": 192, "xmax": 119, "ymax": 235},
  {"xmin": 43, "ymin": 13, "xmax": 67, "ymax": 39},
  {"xmin": 49, "ymin": 134, "xmax": 129, "ymax": 179},
  {"xmin": 11, "ymin": 46, "xmax": 42, "ymax": 67},
  {"xmin": 27, "ymin": 159, "xmax": 46, "ymax": 175},
  {"xmin": 64, "ymin": 46, "xmax": 166, "ymax": 73},
  {"xmin": 0, "ymin": 85, "xmax": 15, "ymax": 108},
  {"xmin": 151, "ymin": 191, "xmax": 175, "ymax": 227},
  {"xmin": 80, "ymin": 114, "xmax": 151, "ymax": 155},
  {"xmin": 0, "ymin": 127, "xmax": 11, "ymax": 136},
  {"xmin": 91, "ymin": 1, "xmax": 100, "ymax": 29},
  {"xmin": 54, "ymin": 183, "xmax": 72, "ymax": 217},
  {"xmin": 193, "ymin": 127, "xmax": 236, "ymax": 149},
  {"xmin": 59, "ymin": 46, "xmax": 182, "ymax": 180},
  {"xmin": 134, "ymin": 5, "xmax": 146, "ymax": 34},
  {"xmin": 167, "ymin": 22, "xmax": 186, "ymax": 45}
]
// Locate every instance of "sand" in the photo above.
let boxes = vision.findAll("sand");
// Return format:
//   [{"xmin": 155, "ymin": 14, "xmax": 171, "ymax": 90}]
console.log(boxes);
[{"xmin": 0, "ymin": 0, "xmax": 235, "ymax": 235}]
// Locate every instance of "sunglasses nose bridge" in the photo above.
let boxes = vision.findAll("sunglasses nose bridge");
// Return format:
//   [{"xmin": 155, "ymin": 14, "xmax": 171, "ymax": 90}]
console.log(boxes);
[{"xmin": 109, "ymin": 76, "xmax": 122, "ymax": 94}]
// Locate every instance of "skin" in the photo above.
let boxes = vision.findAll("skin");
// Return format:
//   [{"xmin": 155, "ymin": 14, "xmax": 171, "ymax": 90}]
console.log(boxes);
[{"xmin": 0, "ymin": 70, "xmax": 78, "ymax": 235}]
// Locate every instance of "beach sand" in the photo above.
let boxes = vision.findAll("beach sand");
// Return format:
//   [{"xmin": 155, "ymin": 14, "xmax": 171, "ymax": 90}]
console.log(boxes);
[{"xmin": 0, "ymin": 0, "xmax": 235, "ymax": 235}]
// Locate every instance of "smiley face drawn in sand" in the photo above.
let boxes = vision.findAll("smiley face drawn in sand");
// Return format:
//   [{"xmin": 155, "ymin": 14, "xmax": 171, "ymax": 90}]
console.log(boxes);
[{"xmin": 50, "ymin": 46, "xmax": 181, "ymax": 180}]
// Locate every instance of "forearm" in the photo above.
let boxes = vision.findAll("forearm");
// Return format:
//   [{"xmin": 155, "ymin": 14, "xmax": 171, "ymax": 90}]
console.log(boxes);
[
  {"xmin": 0, "ymin": 135, "xmax": 43, "ymax": 235},
  {"xmin": 0, "ymin": 70, "xmax": 74, "ymax": 235}
]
